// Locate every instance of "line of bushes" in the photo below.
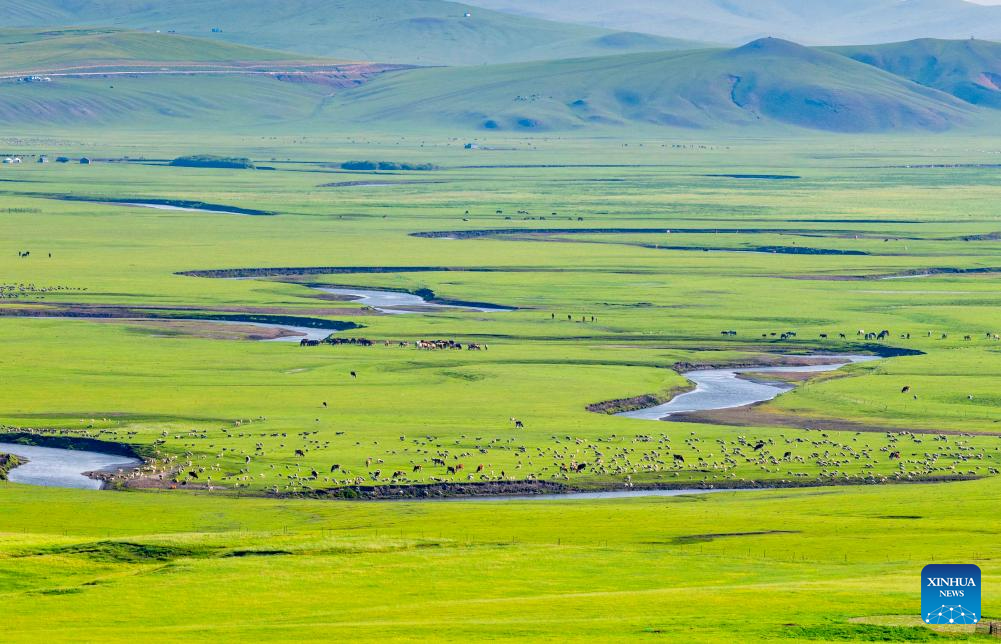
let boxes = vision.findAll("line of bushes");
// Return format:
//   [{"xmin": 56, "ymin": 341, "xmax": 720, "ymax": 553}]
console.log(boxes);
[
  {"xmin": 340, "ymin": 161, "xmax": 437, "ymax": 171},
  {"xmin": 169, "ymin": 155, "xmax": 255, "ymax": 169}
]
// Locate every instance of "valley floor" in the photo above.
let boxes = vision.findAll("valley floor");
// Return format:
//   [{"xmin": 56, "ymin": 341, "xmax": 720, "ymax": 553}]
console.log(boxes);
[{"xmin": 2, "ymin": 132, "xmax": 1000, "ymax": 640}]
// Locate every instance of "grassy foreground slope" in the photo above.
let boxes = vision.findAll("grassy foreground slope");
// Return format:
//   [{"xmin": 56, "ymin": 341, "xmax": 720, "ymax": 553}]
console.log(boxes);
[
  {"xmin": 325, "ymin": 38, "xmax": 976, "ymax": 132},
  {"xmin": 0, "ymin": 0, "xmax": 705, "ymax": 65},
  {"xmin": 2, "ymin": 477, "xmax": 1001, "ymax": 642}
]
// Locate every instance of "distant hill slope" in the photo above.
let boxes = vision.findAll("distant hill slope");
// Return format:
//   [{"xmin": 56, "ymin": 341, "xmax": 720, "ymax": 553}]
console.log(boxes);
[
  {"xmin": 0, "ymin": 74, "xmax": 335, "ymax": 129},
  {"xmin": 462, "ymin": 0, "xmax": 1001, "ymax": 46},
  {"xmin": 0, "ymin": 0, "xmax": 706, "ymax": 65},
  {"xmin": 831, "ymin": 39, "xmax": 1001, "ymax": 110},
  {"xmin": 0, "ymin": 28, "xmax": 325, "ymax": 75},
  {"xmin": 0, "ymin": 36, "xmax": 988, "ymax": 135},
  {"xmin": 323, "ymin": 38, "xmax": 977, "ymax": 133},
  {"xmin": 0, "ymin": 29, "xmax": 400, "ymax": 129}
]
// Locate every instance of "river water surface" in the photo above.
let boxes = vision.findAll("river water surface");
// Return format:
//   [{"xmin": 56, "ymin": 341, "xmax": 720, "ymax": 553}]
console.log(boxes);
[
  {"xmin": 618, "ymin": 355, "xmax": 878, "ymax": 421},
  {"xmin": 314, "ymin": 286, "xmax": 510, "ymax": 314},
  {"xmin": 0, "ymin": 442, "xmax": 140, "ymax": 489}
]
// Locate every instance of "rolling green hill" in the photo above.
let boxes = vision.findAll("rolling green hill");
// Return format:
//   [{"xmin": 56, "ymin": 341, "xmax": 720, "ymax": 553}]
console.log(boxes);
[
  {"xmin": 0, "ymin": 28, "xmax": 400, "ymax": 130},
  {"xmin": 0, "ymin": 0, "xmax": 705, "ymax": 66},
  {"xmin": 0, "ymin": 28, "xmax": 328, "ymax": 75},
  {"xmin": 0, "ymin": 74, "xmax": 332, "ymax": 129},
  {"xmin": 832, "ymin": 38, "xmax": 1001, "ymax": 110},
  {"xmin": 0, "ymin": 37, "xmax": 986, "ymax": 134},
  {"xmin": 463, "ymin": 0, "xmax": 1001, "ymax": 46},
  {"xmin": 323, "ymin": 38, "xmax": 978, "ymax": 133}
]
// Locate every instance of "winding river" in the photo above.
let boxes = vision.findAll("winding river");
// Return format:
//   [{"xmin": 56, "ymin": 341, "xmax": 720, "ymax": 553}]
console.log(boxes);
[
  {"xmin": 17, "ymin": 285, "xmax": 509, "ymax": 345},
  {"xmin": 618, "ymin": 355, "xmax": 878, "ymax": 421},
  {"xmin": 0, "ymin": 443, "xmax": 140, "ymax": 490},
  {"xmin": 314, "ymin": 286, "xmax": 510, "ymax": 314}
]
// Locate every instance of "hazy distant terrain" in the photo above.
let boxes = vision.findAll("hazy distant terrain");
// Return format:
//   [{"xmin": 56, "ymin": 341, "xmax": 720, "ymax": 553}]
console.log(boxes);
[
  {"xmin": 464, "ymin": 0, "xmax": 1001, "ymax": 45},
  {"xmin": 4, "ymin": 29, "xmax": 1000, "ymax": 134},
  {"xmin": 323, "ymin": 38, "xmax": 976, "ymax": 133},
  {"xmin": 0, "ymin": 2, "xmax": 999, "ymax": 133},
  {"xmin": 0, "ymin": 0, "xmax": 704, "ymax": 65}
]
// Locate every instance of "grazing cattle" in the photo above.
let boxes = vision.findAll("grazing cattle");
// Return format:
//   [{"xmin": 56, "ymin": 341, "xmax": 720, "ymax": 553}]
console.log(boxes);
[
  {"xmin": 901, "ymin": 386, "xmax": 910, "ymax": 393},
  {"xmin": 188, "ymin": 471, "xmax": 199, "ymax": 479},
  {"xmin": 839, "ymin": 333, "xmax": 846, "ymax": 339},
  {"xmin": 322, "ymin": 401, "xmax": 327, "ymax": 407},
  {"xmin": 310, "ymin": 470, "xmax": 319, "ymax": 479},
  {"xmin": 330, "ymin": 464, "xmax": 341, "ymax": 472},
  {"xmin": 446, "ymin": 465, "xmax": 458, "ymax": 475},
  {"xmin": 753, "ymin": 441, "xmax": 765, "ymax": 451},
  {"xmin": 889, "ymin": 451, "xmax": 901, "ymax": 460},
  {"xmin": 412, "ymin": 464, "xmax": 422, "ymax": 472},
  {"xmin": 514, "ymin": 419, "xmax": 524, "ymax": 429},
  {"xmin": 476, "ymin": 464, "xmax": 484, "ymax": 473},
  {"xmin": 295, "ymin": 449, "xmax": 305, "ymax": 457},
  {"xmin": 324, "ymin": 337, "xmax": 375, "ymax": 347},
  {"xmin": 783, "ymin": 451, "xmax": 792, "ymax": 459},
  {"xmin": 673, "ymin": 454, "xmax": 685, "ymax": 463},
  {"xmin": 575, "ymin": 462, "xmax": 587, "ymax": 472},
  {"xmin": 350, "ymin": 371, "xmax": 357, "ymax": 378}
]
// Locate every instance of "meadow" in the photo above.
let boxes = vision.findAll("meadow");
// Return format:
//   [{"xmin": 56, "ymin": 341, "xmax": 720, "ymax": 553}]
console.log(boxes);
[{"xmin": 2, "ymin": 131, "xmax": 1001, "ymax": 640}]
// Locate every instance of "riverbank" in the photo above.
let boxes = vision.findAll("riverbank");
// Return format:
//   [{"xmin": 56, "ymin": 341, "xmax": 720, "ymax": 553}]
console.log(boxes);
[
  {"xmin": 247, "ymin": 474, "xmax": 984, "ymax": 500},
  {"xmin": 0, "ymin": 452, "xmax": 23, "ymax": 480}
]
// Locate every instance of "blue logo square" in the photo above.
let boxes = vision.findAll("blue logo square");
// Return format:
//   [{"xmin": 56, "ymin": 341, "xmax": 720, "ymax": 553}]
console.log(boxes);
[{"xmin": 922, "ymin": 564, "xmax": 981, "ymax": 625}]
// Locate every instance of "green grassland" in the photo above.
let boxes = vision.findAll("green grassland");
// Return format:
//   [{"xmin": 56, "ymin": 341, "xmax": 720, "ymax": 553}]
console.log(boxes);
[
  {"xmin": 2, "ymin": 478, "xmax": 1001, "ymax": 641},
  {"xmin": 3, "ymin": 132, "xmax": 1001, "ymax": 639}
]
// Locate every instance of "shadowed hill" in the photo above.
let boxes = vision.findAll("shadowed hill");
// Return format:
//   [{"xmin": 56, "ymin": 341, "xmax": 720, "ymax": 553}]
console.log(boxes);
[
  {"xmin": 462, "ymin": 0, "xmax": 1001, "ymax": 46},
  {"xmin": 323, "ymin": 38, "xmax": 976, "ymax": 133},
  {"xmin": 831, "ymin": 38, "xmax": 1001, "ymax": 110},
  {"xmin": 0, "ymin": 0, "xmax": 706, "ymax": 65}
]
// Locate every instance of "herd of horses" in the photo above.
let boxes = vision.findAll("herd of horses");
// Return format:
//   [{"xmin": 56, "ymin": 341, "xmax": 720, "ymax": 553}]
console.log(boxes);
[
  {"xmin": 721, "ymin": 328, "xmax": 1001, "ymax": 342},
  {"xmin": 300, "ymin": 337, "xmax": 487, "ymax": 350}
]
